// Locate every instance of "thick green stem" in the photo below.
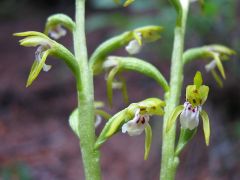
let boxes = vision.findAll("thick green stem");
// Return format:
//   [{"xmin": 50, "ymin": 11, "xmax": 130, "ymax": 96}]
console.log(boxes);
[
  {"xmin": 160, "ymin": 0, "xmax": 190, "ymax": 180},
  {"xmin": 73, "ymin": 0, "xmax": 101, "ymax": 179}
]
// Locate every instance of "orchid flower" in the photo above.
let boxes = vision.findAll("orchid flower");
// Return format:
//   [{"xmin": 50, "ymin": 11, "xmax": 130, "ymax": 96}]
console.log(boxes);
[{"xmin": 166, "ymin": 71, "xmax": 210, "ymax": 146}]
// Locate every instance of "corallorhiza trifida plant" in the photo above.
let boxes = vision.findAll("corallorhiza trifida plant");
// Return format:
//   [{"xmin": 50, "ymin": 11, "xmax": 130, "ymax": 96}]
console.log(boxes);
[{"xmin": 14, "ymin": 0, "xmax": 236, "ymax": 179}]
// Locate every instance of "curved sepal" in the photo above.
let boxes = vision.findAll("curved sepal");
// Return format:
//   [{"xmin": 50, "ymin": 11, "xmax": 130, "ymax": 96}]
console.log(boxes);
[
  {"xmin": 26, "ymin": 50, "xmax": 51, "ymax": 87},
  {"xmin": 183, "ymin": 44, "xmax": 235, "ymax": 86},
  {"xmin": 119, "ymin": 75, "xmax": 129, "ymax": 104},
  {"xmin": 211, "ymin": 69, "xmax": 223, "ymax": 87},
  {"xmin": 44, "ymin": 13, "xmax": 75, "ymax": 38},
  {"xmin": 114, "ymin": 0, "xmax": 135, "ymax": 7},
  {"xmin": 212, "ymin": 53, "xmax": 225, "ymax": 79},
  {"xmin": 95, "ymin": 109, "xmax": 111, "ymax": 120},
  {"xmin": 144, "ymin": 123, "xmax": 152, "ymax": 160},
  {"xmin": 105, "ymin": 56, "xmax": 169, "ymax": 92},
  {"xmin": 95, "ymin": 98, "xmax": 165, "ymax": 149},
  {"xmin": 14, "ymin": 31, "xmax": 78, "ymax": 86},
  {"xmin": 200, "ymin": 110, "xmax": 210, "ymax": 146},
  {"xmin": 106, "ymin": 66, "xmax": 121, "ymax": 107},
  {"xmin": 175, "ymin": 127, "xmax": 197, "ymax": 156},
  {"xmin": 166, "ymin": 105, "xmax": 184, "ymax": 132},
  {"xmin": 89, "ymin": 26, "xmax": 163, "ymax": 74}
]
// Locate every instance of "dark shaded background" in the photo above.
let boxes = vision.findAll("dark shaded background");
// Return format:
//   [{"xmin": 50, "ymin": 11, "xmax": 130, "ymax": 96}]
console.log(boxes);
[{"xmin": 0, "ymin": 0, "xmax": 240, "ymax": 179}]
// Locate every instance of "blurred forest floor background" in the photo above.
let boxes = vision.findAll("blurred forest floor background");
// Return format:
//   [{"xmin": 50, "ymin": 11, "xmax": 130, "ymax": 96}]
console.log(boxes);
[{"xmin": 0, "ymin": 0, "xmax": 240, "ymax": 179}]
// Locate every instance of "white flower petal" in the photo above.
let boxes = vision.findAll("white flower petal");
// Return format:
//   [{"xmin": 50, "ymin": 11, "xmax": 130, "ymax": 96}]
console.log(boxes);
[
  {"xmin": 49, "ymin": 25, "xmax": 67, "ymax": 40},
  {"xmin": 121, "ymin": 109, "xmax": 150, "ymax": 136},
  {"xmin": 43, "ymin": 64, "xmax": 52, "ymax": 72},
  {"xmin": 205, "ymin": 60, "xmax": 217, "ymax": 72},
  {"xmin": 125, "ymin": 39, "xmax": 142, "ymax": 55},
  {"xmin": 180, "ymin": 102, "xmax": 201, "ymax": 130},
  {"xmin": 95, "ymin": 115, "xmax": 102, "ymax": 128},
  {"xmin": 35, "ymin": 45, "xmax": 52, "ymax": 72}
]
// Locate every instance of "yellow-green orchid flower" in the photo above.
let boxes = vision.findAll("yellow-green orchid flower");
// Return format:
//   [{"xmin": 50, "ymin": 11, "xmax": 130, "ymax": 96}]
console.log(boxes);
[{"xmin": 167, "ymin": 71, "xmax": 210, "ymax": 146}]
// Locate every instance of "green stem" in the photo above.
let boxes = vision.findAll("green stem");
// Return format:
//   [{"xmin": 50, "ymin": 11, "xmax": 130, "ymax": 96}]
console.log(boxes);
[
  {"xmin": 160, "ymin": 0, "xmax": 190, "ymax": 180},
  {"xmin": 73, "ymin": 0, "xmax": 101, "ymax": 179}
]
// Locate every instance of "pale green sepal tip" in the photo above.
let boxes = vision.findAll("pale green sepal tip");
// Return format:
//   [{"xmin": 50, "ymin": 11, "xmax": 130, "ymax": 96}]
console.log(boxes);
[
  {"xmin": 133, "ymin": 31, "xmax": 142, "ymax": 45},
  {"xmin": 166, "ymin": 105, "xmax": 184, "ymax": 132},
  {"xmin": 135, "ymin": 26, "xmax": 163, "ymax": 42},
  {"xmin": 123, "ymin": 0, "xmax": 135, "ymax": 7},
  {"xmin": 106, "ymin": 66, "xmax": 120, "ymax": 107},
  {"xmin": 26, "ymin": 50, "xmax": 51, "ymax": 87},
  {"xmin": 209, "ymin": 44, "xmax": 236, "ymax": 55},
  {"xmin": 213, "ymin": 54, "xmax": 226, "ymax": 79},
  {"xmin": 194, "ymin": 71, "xmax": 203, "ymax": 88},
  {"xmin": 19, "ymin": 36, "xmax": 49, "ymax": 47},
  {"xmin": 113, "ymin": 0, "xmax": 120, "ymax": 4},
  {"xmin": 69, "ymin": 108, "xmax": 80, "ymax": 138},
  {"xmin": 94, "ymin": 101, "xmax": 105, "ymax": 109},
  {"xmin": 211, "ymin": 69, "xmax": 223, "ymax": 88},
  {"xmin": 200, "ymin": 110, "xmax": 210, "ymax": 146},
  {"xmin": 95, "ymin": 109, "xmax": 111, "ymax": 120},
  {"xmin": 119, "ymin": 76, "xmax": 129, "ymax": 104},
  {"xmin": 13, "ymin": 31, "xmax": 49, "ymax": 38},
  {"xmin": 144, "ymin": 123, "xmax": 152, "ymax": 160}
]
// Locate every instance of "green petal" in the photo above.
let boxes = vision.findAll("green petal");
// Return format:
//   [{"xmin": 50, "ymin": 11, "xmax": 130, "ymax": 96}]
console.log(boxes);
[
  {"xmin": 166, "ymin": 105, "xmax": 184, "ymax": 132},
  {"xmin": 19, "ymin": 36, "xmax": 50, "ymax": 47},
  {"xmin": 213, "ymin": 53, "xmax": 226, "ymax": 79},
  {"xmin": 26, "ymin": 50, "xmax": 51, "ymax": 87},
  {"xmin": 123, "ymin": 0, "xmax": 135, "ymax": 7},
  {"xmin": 106, "ymin": 66, "xmax": 120, "ymax": 107},
  {"xmin": 144, "ymin": 123, "xmax": 152, "ymax": 160},
  {"xmin": 200, "ymin": 110, "xmax": 210, "ymax": 146},
  {"xmin": 134, "ymin": 26, "xmax": 163, "ymax": 42},
  {"xmin": 113, "ymin": 0, "xmax": 120, "ymax": 4},
  {"xmin": 94, "ymin": 101, "xmax": 105, "ymax": 108},
  {"xmin": 95, "ymin": 109, "xmax": 112, "ymax": 120},
  {"xmin": 211, "ymin": 69, "xmax": 223, "ymax": 88},
  {"xmin": 14, "ymin": 31, "xmax": 49, "ymax": 38},
  {"xmin": 194, "ymin": 71, "xmax": 203, "ymax": 88},
  {"xmin": 119, "ymin": 75, "xmax": 129, "ymax": 104},
  {"xmin": 209, "ymin": 44, "xmax": 236, "ymax": 55},
  {"xmin": 133, "ymin": 31, "xmax": 142, "ymax": 45}
]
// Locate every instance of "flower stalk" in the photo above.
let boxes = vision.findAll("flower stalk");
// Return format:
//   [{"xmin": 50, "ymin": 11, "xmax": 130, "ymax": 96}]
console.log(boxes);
[
  {"xmin": 160, "ymin": 0, "xmax": 190, "ymax": 179},
  {"xmin": 73, "ymin": 0, "xmax": 101, "ymax": 179}
]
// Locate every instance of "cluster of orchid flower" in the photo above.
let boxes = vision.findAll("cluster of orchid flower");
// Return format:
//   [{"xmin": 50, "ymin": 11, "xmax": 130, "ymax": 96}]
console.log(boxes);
[{"xmin": 14, "ymin": 1, "xmax": 235, "ymax": 163}]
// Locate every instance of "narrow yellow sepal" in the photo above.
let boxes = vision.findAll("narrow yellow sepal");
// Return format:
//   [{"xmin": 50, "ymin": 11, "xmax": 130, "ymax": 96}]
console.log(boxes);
[
  {"xmin": 123, "ymin": 0, "xmax": 135, "ymax": 7},
  {"xmin": 26, "ymin": 50, "xmax": 51, "ymax": 87},
  {"xmin": 200, "ymin": 110, "xmax": 210, "ymax": 146},
  {"xmin": 166, "ymin": 105, "xmax": 184, "ymax": 132},
  {"xmin": 144, "ymin": 124, "xmax": 152, "ymax": 160},
  {"xmin": 194, "ymin": 71, "xmax": 203, "ymax": 88}
]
